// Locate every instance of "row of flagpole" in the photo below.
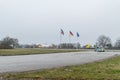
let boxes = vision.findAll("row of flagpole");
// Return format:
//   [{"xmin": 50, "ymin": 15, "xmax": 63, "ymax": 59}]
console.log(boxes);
[{"xmin": 60, "ymin": 29, "xmax": 80, "ymax": 44}]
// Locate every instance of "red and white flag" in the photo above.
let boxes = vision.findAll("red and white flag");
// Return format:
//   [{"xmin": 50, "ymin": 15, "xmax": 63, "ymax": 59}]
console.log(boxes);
[{"xmin": 69, "ymin": 31, "xmax": 74, "ymax": 36}]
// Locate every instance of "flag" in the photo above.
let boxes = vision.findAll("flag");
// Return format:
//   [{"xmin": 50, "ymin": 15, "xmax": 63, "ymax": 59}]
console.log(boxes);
[
  {"xmin": 60, "ymin": 29, "xmax": 64, "ymax": 35},
  {"xmin": 69, "ymin": 31, "xmax": 74, "ymax": 36},
  {"xmin": 76, "ymin": 32, "xmax": 80, "ymax": 37}
]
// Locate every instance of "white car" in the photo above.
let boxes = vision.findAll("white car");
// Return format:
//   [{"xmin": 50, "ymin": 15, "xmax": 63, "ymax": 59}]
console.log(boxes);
[{"xmin": 95, "ymin": 47, "xmax": 105, "ymax": 52}]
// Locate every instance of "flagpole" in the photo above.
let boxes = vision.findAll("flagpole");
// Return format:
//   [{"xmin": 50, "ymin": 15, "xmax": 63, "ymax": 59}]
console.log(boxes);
[
  {"xmin": 60, "ymin": 29, "xmax": 64, "ymax": 49},
  {"xmin": 69, "ymin": 34, "xmax": 71, "ymax": 43},
  {"xmin": 77, "ymin": 36, "xmax": 79, "ymax": 49},
  {"xmin": 76, "ymin": 32, "xmax": 80, "ymax": 49},
  {"xmin": 60, "ymin": 29, "xmax": 62, "ymax": 49},
  {"xmin": 69, "ymin": 31, "xmax": 74, "ymax": 49},
  {"xmin": 60, "ymin": 32, "xmax": 62, "ymax": 48},
  {"xmin": 68, "ymin": 31, "xmax": 70, "ymax": 49}
]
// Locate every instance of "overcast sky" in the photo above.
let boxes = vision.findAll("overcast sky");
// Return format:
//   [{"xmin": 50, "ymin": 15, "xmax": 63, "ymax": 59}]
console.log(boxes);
[{"xmin": 0, "ymin": 0, "xmax": 120, "ymax": 45}]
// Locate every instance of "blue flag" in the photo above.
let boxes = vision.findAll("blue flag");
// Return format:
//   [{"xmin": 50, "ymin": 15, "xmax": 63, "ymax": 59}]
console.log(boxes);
[{"xmin": 77, "ymin": 32, "xmax": 80, "ymax": 37}]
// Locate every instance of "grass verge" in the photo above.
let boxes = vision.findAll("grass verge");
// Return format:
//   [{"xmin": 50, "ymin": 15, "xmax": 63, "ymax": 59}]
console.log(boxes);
[
  {"xmin": 1, "ymin": 55, "xmax": 120, "ymax": 80},
  {"xmin": 0, "ymin": 48, "xmax": 82, "ymax": 56}
]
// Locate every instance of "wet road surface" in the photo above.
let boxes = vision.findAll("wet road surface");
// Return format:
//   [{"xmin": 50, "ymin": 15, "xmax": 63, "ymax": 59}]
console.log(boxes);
[{"xmin": 0, "ymin": 51, "xmax": 119, "ymax": 73}]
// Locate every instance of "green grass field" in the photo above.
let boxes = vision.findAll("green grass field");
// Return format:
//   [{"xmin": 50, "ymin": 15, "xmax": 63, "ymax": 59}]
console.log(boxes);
[
  {"xmin": 0, "ymin": 48, "xmax": 82, "ymax": 56},
  {"xmin": 1, "ymin": 55, "xmax": 120, "ymax": 80}
]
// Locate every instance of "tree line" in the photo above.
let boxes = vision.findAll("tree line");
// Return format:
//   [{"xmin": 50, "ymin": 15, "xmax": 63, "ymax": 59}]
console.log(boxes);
[
  {"xmin": 59, "ymin": 35, "xmax": 120, "ymax": 49},
  {"xmin": 0, "ymin": 35, "xmax": 120, "ymax": 49}
]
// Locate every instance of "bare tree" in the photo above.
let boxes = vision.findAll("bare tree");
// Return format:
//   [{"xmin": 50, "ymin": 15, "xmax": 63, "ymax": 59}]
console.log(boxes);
[
  {"xmin": 0, "ymin": 37, "xmax": 19, "ymax": 49},
  {"xmin": 96, "ymin": 35, "xmax": 112, "ymax": 48},
  {"xmin": 115, "ymin": 38, "xmax": 120, "ymax": 48}
]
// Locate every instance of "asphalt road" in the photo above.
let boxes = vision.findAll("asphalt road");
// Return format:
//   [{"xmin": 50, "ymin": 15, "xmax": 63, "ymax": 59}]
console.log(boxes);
[{"xmin": 0, "ymin": 51, "xmax": 120, "ymax": 73}]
